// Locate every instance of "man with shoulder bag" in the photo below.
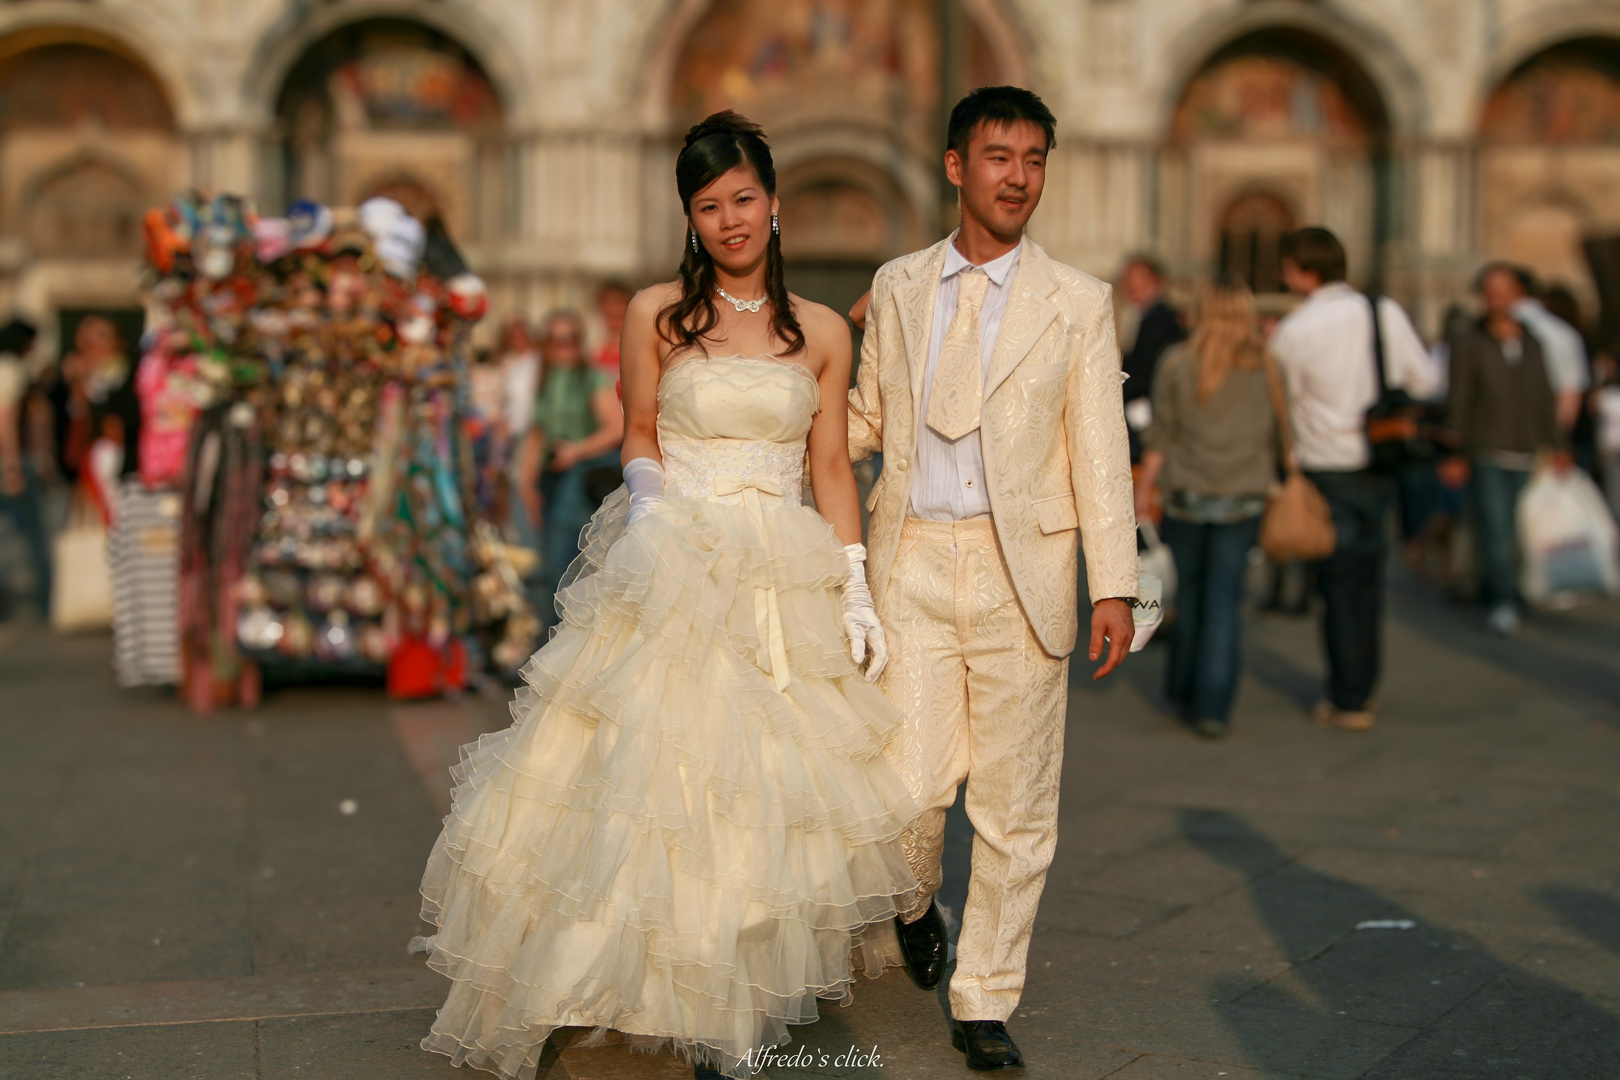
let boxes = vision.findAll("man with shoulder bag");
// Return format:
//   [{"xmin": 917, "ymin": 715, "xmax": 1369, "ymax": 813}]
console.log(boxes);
[{"xmin": 1269, "ymin": 228, "xmax": 1440, "ymax": 731}]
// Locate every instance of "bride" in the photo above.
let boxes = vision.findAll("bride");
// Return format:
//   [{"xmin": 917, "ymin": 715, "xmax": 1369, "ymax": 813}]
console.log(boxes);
[{"xmin": 414, "ymin": 111, "xmax": 917, "ymax": 1080}]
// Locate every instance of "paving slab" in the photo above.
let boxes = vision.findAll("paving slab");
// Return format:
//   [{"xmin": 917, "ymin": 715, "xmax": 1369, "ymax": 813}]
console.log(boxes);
[
  {"xmin": 1105, "ymin": 1054, "xmax": 1307, "ymax": 1080},
  {"xmin": 258, "ymin": 1008, "xmax": 461, "ymax": 1079},
  {"xmin": 0, "ymin": 1018, "xmax": 260, "ymax": 1080}
]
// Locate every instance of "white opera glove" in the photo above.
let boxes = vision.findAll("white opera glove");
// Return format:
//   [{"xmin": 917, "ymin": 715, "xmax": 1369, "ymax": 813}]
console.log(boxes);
[
  {"xmin": 623, "ymin": 457, "xmax": 665, "ymax": 526},
  {"xmin": 841, "ymin": 543, "xmax": 888, "ymax": 682}
]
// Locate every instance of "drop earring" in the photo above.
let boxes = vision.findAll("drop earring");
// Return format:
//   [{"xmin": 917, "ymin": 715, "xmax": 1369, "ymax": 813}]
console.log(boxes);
[
  {"xmin": 690, "ymin": 230, "xmax": 699, "ymax": 254},
  {"xmin": 771, "ymin": 212, "xmax": 779, "ymax": 237}
]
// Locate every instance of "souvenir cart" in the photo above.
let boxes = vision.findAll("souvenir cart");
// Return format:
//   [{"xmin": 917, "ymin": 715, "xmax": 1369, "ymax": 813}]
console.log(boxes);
[{"xmin": 140, "ymin": 193, "xmax": 538, "ymax": 711}]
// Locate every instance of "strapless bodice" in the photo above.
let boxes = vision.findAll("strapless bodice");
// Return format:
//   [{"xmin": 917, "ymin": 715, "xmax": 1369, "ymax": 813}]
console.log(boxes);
[{"xmin": 657, "ymin": 355, "xmax": 819, "ymax": 507}]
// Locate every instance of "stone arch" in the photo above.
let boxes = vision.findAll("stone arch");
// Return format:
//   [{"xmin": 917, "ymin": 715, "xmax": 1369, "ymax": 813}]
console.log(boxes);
[
  {"xmin": 776, "ymin": 154, "xmax": 924, "ymax": 264},
  {"xmin": 632, "ymin": 0, "xmax": 1032, "ymax": 133},
  {"xmin": 23, "ymin": 151, "xmax": 148, "ymax": 258},
  {"xmin": 1154, "ymin": 1, "xmax": 1426, "ymax": 142},
  {"xmin": 244, "ymin": 0, "xmax": 529, "ymax": 129},
  {"xmin": 1157, "ymin": 13, "xmax": 1401, "ymax": 287},
  {"xmin": 266, "ymin": 15, "xmax": 512, "ymax": 246},
  {"xmin": 1477, "ymin": 34, "xmax": 1620, "ymax": 321},
  {"xmin": 1481, "ymin": 4, "xmax": 1620, "ymax": 115},
  {"xmin": 0, "ymin": 15, "xmax": 193, "ymax": 127},
  {"xmin": 1479, "ymin": 35, "xmax": 1620, "ymax": 145},
  {"xmin": 1217, "ymin": 188, "xmax": 1299, "ymax": 295}
]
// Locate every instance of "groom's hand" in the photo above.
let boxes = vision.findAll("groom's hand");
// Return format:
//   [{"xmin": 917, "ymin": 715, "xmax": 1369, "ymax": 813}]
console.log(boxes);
[{"xmin": 1088, "ymin": 598, "xmax": 1134, "ymax": 680}]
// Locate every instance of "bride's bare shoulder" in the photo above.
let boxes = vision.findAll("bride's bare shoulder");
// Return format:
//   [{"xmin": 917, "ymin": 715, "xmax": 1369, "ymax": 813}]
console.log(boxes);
[
  {"xmin": 629, "ymin": 280, "xmax": 682, "ymax": 321},
  {"xmin": 789, "ymin": 293, "xmax": 850, "ymax": 346}
]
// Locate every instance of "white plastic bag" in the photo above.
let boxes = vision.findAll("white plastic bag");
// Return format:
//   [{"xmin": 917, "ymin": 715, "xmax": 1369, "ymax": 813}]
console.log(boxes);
[
  {"xmin": 1131, "ymin": 520, "xmax": 1176, "ymax": 651},
  {"xmin": 1517, "ymin": 467, "xmax": 1620, "ymax": 608}
]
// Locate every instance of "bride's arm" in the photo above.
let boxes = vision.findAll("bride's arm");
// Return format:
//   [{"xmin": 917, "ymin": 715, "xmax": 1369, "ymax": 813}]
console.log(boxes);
[
  {"xmin": 619, "ymin": 285, "xmax": 672, "ymax": 466},
  {"xmin": 805, "ymin": 304, "xmax": 862, "ymax": 548}
]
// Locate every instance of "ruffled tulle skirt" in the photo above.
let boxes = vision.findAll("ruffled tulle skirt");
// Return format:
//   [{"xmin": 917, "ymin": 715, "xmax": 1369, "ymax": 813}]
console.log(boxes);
[{"xmin": 414, "ymin": 488, "xmax": 917, "ymax": 1078}]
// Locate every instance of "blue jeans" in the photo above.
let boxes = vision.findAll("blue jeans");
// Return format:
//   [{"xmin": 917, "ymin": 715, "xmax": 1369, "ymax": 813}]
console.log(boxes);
[
  {"xmin": 1162, "ymin": 514, "xmax": 1260, "ymax": 724},
  {"xmin": 1306, "ymin": 470, "xmax": 1396, "ymax": 712},
  {"xmin": 535, "ymin": 452, "xmax": 620, "ymax": 624},
  {"xmin": 1469, "ymin": 460, "xmax": 1529, "ymax": 609},
  {"xmin": 0, "ymin": 464, "xmax": 51, "ymax": 618}
]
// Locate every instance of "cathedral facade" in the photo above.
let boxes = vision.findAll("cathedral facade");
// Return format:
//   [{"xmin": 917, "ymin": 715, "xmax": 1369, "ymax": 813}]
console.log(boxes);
[{"xmin": 3, "ymin": 0, "xmax": 1619, "ymax": 349}]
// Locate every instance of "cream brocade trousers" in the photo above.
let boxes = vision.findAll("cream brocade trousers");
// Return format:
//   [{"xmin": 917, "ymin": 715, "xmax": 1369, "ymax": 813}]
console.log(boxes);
[{"xmin": 880, "ymin": 517, "xmax": 1070, "ymax": 1022}]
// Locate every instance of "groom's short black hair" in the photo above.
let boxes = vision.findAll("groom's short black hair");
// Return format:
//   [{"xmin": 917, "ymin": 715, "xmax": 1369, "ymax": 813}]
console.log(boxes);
[{"xmin": 947, "ymin": 86, "xmax": 1056, "ymax": 158}]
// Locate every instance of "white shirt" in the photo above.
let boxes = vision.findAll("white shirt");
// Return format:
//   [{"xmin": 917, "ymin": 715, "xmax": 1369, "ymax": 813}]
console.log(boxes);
[
  {"xmin": 1511, "ymin": 298, "xmax": 1589, "ymax": 394},
  {"xmin": 1270, "ymin": 282, "xmax": 1440, "ymax": 472},
  {"xmin": 501, "ymin": 349, "xmax": 540, "ymax": 439},
  {"xmin": 910, "ymin": 238, "xmax": 1022, "ymax": 520}
]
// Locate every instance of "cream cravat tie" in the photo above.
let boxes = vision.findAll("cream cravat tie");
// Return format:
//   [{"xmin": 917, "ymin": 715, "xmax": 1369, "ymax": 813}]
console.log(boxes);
[{"xmin": 926, "ymin": 268, "xmax": 990, "ymax": 441}]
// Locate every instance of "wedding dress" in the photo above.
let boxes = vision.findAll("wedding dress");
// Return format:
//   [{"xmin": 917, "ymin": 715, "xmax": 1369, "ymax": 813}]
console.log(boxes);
[{"xmin": 415, "ymin": 354, "xmax": 916, "ymax": 1078}]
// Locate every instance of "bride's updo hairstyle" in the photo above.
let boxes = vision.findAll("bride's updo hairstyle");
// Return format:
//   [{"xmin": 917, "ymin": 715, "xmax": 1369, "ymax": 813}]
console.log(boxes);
[{"xmin": 659, "ymin": 111, "xmax": 805, "ymax": 356}]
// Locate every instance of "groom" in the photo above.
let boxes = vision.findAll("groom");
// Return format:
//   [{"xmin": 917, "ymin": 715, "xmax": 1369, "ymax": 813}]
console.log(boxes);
[{"xmin": 849, "ymin": 86, "xmax": 1138, "ymax": 1070}]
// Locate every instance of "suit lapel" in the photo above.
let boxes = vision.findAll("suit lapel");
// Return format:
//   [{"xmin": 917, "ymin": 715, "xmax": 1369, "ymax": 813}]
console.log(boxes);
[
  {"xmin": 896, "ymin": 239, "xmax": 951, "ymax": 428},
  {"xmin": 984, "ymin": 242, "xmax": 1060, "ymax": 400}
]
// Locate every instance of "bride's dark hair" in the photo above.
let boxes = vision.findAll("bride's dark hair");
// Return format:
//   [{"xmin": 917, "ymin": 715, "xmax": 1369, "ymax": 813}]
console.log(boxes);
[{"xmin": 658, "ymin": 111, "xmax": 805, "ymax": 356}]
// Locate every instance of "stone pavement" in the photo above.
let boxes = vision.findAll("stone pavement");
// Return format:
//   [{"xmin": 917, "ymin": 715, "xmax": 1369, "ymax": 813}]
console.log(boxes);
[{"xmin": 2, "ymin": 578, "xmax": 1619, "ymax": 1080}]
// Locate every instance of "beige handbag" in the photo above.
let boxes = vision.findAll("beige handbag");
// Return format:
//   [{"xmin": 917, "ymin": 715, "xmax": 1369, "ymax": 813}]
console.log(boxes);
[
  {"xmin": 51, "ymin": 493, "xmax": 114, "ymax": 632},
  {"xmin": 1259, "ymin": 356, "xmax": 1337, "ymax": 562}
]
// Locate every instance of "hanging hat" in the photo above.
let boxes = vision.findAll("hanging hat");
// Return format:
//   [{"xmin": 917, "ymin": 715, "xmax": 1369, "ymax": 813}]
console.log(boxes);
[
  {"xmin": 358, "ymin": 196, "xmax": 406, "ymax": 239},
  {"xmin": 287, "ymin": 199, "xmax": 334, "ymax": 250},
  {"xmin": 445, "ymin": 273, "xmax": 487, "ymax": 322},
  {"xmin": 252, "ymin": 217, "xmax": 293, "ymax": 263},
  {"xmin": 373, "ymin": 212, "xmax": 425, "ymax": 280}
]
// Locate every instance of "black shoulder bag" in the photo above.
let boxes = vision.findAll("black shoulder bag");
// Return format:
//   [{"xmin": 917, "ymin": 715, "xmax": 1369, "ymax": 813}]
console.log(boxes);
[{"xmin": 1363, "ymin": 294, "xmax": 1442, "ymax": 471}]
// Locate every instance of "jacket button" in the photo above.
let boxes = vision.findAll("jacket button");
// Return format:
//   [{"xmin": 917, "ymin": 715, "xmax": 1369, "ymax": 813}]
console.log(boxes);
[{"xmin": 896, "ymin": 458, "xmax": 908, "ymax": 470}]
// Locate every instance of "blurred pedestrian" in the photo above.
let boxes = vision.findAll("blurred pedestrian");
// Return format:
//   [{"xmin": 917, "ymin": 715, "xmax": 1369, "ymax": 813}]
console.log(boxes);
[
  {"xmin": 1445, "ymin": 265, "xmax": 1563, "ymax": 636},
  {"xmin": 1594, "ymin": 349, "xmax": 1620, "ymax": 517},
  {"xmin": 496, "ymin": 316, "xmax": 540, "ymax": 457},
  {"xmin": 1401, "ymin": 304, "xmax": 1474, "ymax": 587},
  {"xmin": 1543, "ymin": 284, "xmax": 1599, "ymax": 475},
  {"xmin": 464, "ymin": 346, "xmax": 507, "ymax": 522},
  {"xmin": 1271, "ymin": 227, "xmax": 1439, "ymax": 732},
  {"xmin": 1119, "ymin": 254, "xmax": 1186, "ymax": 462},
  {"xmin": 518, "ymin": 310, "xmax": 624, "ymax": 622},
  {"xmin": 48, "ymin": 315, "xmax": 140, "ymax": 483},
  {"xmin": 1505, "ymin": 268, "xmax": 1588, "ymax": 436},
  {"xmin": 593, "ymin": 281, "xmax": 633, "ymax": 377},
  {"xmin": 495, "ymin": 316, "xmax": 540, "ymax": 548},
  {"xmin": 0, "ymin": 318, "xmax": 47, "ymax": 619},
  {"xmin": 1134, "ymin": 275, "xmax": 1280, "ymax": 738}
]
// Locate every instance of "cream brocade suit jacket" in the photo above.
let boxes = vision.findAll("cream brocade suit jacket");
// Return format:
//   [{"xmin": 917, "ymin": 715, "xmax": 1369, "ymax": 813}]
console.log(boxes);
[{"xmin": 848, "ymin": 237, "xmax": 1139, "ymax": 657}]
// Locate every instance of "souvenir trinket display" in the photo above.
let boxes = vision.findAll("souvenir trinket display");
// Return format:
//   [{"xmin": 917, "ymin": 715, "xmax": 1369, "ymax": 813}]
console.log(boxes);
[{"xmin": 141, "ymin": 192, "xmax": 537, "ymax": 710}]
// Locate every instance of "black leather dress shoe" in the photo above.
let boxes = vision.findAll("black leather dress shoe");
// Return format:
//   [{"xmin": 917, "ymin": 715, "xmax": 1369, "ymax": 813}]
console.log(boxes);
[
  {"xmin": 950, "ymin": 1019, "xmax": 1025, "ymax": 1070},
  {"xmin": 893, "ymin": 900, "xmax": 947, "ymax": 990}
]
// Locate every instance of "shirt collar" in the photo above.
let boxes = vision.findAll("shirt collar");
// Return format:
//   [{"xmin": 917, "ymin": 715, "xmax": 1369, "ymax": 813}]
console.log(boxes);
[
  {"xmin": 942, "ymin": 234, "xmax": 1022, "ymax": 287},
  {"xmin": 1304, "ymin": 281, "xmax": 1357, "ymax": 306}
]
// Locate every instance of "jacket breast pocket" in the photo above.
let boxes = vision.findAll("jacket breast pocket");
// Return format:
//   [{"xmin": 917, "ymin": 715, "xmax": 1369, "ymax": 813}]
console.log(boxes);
[
  {"xmin": 1020, "ymin": 362, "xmax": 1067, "ymax": 381},
  {"xmin": 1033, "ymin": 494, "xmax": 1079, "ymax": 534},
  {"xmin": 864, "ymin": 475, "xmax": 886, "ymax": 512}
]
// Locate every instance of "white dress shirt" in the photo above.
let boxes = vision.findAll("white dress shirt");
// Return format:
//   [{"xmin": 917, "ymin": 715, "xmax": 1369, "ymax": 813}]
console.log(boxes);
[
  {"xmin": 910, "ymin": 238, "xmax": 1022, "ymax": 520},
  {"xmin": 1511, "ymin": 298, "xmax": 1589, "ymax": 394},
  {"xmin": 1269, "ymin": 282, "xmax": 1440, "ymax": 472},
  {"xmin": 501, "ymin": 349, "xmax": 540, "ymax": 440}
]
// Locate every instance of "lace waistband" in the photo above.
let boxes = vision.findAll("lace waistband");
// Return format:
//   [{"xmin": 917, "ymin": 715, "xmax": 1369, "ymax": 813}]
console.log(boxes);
[{"xmin": 661, "ymin": 437, "xmax": 805, "ymax": 508}]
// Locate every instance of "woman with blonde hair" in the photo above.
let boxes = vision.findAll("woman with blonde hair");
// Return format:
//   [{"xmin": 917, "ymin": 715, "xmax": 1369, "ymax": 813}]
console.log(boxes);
[{"xmin": 1134, "ymin": 273, "xmax": 1282, "ymax": 737}]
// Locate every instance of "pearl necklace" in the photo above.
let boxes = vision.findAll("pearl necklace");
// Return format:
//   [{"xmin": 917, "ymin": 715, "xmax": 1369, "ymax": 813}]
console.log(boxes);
[{"xmin": 716, "ymin": 285, "xmax": 767, "ymax": 314}]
